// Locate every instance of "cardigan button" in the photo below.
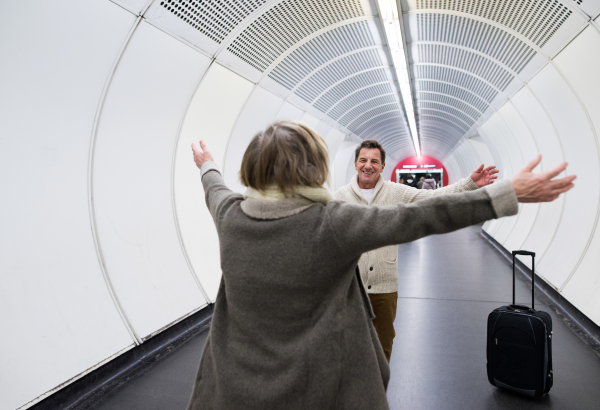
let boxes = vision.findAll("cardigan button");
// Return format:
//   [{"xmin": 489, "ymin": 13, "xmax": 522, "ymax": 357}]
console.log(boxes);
[
  {"xmin": 368, "ymin": 285, "xmax": 371, "ymax": 289},
  {"xmin": 369, "ymin": 267, "xmax": 373, "ymax": 271}
]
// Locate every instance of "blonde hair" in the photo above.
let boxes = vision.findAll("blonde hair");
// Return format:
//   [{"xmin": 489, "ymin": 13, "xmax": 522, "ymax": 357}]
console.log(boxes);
[{"xmin": 240, "ymin": 120, "xmax": 329, "ymax": 196}]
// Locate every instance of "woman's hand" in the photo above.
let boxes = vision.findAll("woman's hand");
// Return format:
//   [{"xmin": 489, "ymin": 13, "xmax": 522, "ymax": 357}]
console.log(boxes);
[
  {"xmin": 510, "ymin": 155, "xmax": 576, "ymax": 203},
  {"xmin": 470, "ymin": 163, "xmax": 499, "ymax": 187},
  {"xmin": 191, "ymin": 140, "xmax": 214, "ymax": 169}
]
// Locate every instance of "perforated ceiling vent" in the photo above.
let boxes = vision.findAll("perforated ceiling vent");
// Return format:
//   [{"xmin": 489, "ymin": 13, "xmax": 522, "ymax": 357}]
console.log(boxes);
[
  {"xmin": 414, "ymin": 65, "xmax": 497, "ymax": 102},
  {"xmin": 296, "ymin": 49, "xmax": 383, "ymax": 103},
  {"xmin": 418, "ymin": 101, "xmax": 475, "ymax": 126},
  {"xmin": 314, "ymin": 68, "xmax": 389, "ymax": 112},
  {"xmin": 416, "ymin": 14, "xmax": 536, "ymax": 73},
  {"xmin": 159, "ymin": 0, "xmax": 268, "ymax": 43},
  {"xmin": 354, "ymin": 112, "xmax": 402, "ymax": 136},
  {"xmin": 417, "ymin": 91, "xmax": 481, "ymax": 119},
  {"xmin": 347, "ymin": 103, "xmax": 400, "ymax": 129},
  {"xmin": 416, "ymin": 80, "xmax": 489, "ymax": 114},
  {"xmin": 416, "ymin": 0, "xmax": 572, "ymax": 47},
  {"xmin": 419, "ymin": 109, "xmax": 469, "ymax": 131},
  {"xmin": 416, "ymin": 44, "xmax": 513, "ymax": 90},
  {"xmin": 339, "ymin": 94, "xmax": 398, "ymax": 126},
  {"xmin": 269, "ymin": 21, "xmax": 375, "ymax": 90},
  {"xmin": 228, "ymin": 0, "xmax": 364, "ymax": 72},
  {"xmin": 328, "ymin": 82, "xmax": 394, "ymax": 119}
]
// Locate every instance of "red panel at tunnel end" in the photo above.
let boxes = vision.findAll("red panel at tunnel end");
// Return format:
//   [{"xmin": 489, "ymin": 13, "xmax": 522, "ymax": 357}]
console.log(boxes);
[{"xmin": 390, "ymin": 155, "xmax": 449, "ymax": 186}]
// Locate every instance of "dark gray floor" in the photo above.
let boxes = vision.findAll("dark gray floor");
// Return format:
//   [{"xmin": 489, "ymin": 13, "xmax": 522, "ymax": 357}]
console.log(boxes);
[
  {"xmin": 89, "ymin": 330, "xmax": 207, "ymax": 410},
  {"xmin": 90, "ymin": 226, "xmax": 600, "ymax": 409},
  {"xmin": 387, "ymin": 226, "xmax": 600, "ymax": 410}
]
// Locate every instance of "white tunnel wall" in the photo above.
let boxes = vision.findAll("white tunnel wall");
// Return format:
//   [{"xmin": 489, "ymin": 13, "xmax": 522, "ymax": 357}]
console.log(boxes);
[
  {"xmin": 174, "ymin": 63, "xmax": 255, "ymax": 302},
  {"xmin": 0, "ymin": 2, "xmax": 140, "ymax": 409},
  {"xmin": 92, "ymin": 19, "xmax": 211, "ymax": 341},
  {"xmin": 4, "ymin": 1, "xmax": 600, "ymax": 409},
  {"xmin": 445, "ymin": 24, "xmax": 600, "ymax": 327}
]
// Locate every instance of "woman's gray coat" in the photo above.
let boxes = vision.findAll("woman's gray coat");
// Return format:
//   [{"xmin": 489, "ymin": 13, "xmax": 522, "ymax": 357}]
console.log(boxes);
[{"xmin": 187, "ymin": 167, "xmax": 518, "ymax": 410}]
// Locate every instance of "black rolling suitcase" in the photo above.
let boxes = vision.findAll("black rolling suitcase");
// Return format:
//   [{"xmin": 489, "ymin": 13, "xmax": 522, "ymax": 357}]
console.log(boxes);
[{"xmin": 486, "ymin": 250, "xmax": 553, "ymax": 397}]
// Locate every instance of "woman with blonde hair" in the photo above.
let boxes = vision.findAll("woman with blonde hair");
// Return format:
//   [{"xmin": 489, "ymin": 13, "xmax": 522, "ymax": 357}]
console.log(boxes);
[{"xmin": 188, "ymin": 120, "xmax": 574, "ymax": 410}]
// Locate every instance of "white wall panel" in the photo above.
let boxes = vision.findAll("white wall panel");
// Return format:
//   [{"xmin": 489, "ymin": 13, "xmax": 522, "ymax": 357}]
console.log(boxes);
[
  {"xmin": 449, "ymin": 151, "xmax": 467, "ymax": 177},
  {"xmin": 275, "ymin": 101, "xmax": 304, "ymax": 122},
  {"xmin": 443, "ymin": 156, "xmax": 459, "ymax": 184},
  {"xmin": 486, "ymin": 114, "xmax": 523, "ymax": 245},
  {"xmin": 334, "ymin": 142, "xmax": 359, "ymax": 191},
  {"xmin": 495, "ymin": 104, "xmax": 541, "ymax": 252},
  {"xmin": 467, "ymin": 137, "xmax": 495, "ymax": 170},
  {"xmin": 325, "ymin": 128, "xmax": 346, "ymax": 189},
  {"xmin": 463, "ymin": 140, "xmax": 482, "ymax": 174},
  {"xmin": 315, "ymin": 121, "xmax": 333, "ymax": 140},
  {"xmin": 224, "ymin": 86, "xmax": 283, "ymax": 193},
  {"xmin": 0, "ymin": 2, "xmax": 136, "ymax": 409},
  {"xmin": 111, "ymin": 0, "xmax": 150, "ymax": 15},
  {"xmin": 301, "ymin": 111, "xmax": 321, "ymax": 129},
  {"xmin": 174, "ymin": 63, "xmax": 254, "ymax": 302},
  {"xmin": 549, "ymin": 26, "xmax": 600, "ymax": 323},
  {"xmin": 477, "ymin": 129, "xmax": 505, "ymax": 180},
  {"xmin": 93, "ymin": 21, "xmax": 210, "ymax": 339},
  {"xmin": 509, "ymin": 87, "xmax": 565, "ymax": 271},
  {"xmin": 325, "ymin": 128, "xmax": 346, "ymax": 152},
  {"xmin": 478, "ymin": 127, "xmax": 507, "ymax": 237},
  {"xmin": 527, "ymin": 64, "xmax": 598, "ymax": 289},
  {"xmin": 480, "ymin": 117, "xmax": 514, "ymax": 177}
]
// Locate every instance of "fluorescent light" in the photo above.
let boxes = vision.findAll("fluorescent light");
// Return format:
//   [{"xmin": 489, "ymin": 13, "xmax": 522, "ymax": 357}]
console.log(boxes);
[{"xmin": 377, "ymin": 0, "xmax": 421, "ymax": 156}]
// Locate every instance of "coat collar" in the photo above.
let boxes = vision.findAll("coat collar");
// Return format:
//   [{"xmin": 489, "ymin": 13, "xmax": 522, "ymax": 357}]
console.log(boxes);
[
  {"xmin": 241, "ymin": 197, "xmax": 316, "ymax": 220},
  {"xmin": 241, "ymin": 185, "xmax": 330, "ymax": 220},
  {"xmin": 350, "ymin": 174, "xmax": 385, "ymax": 204}
]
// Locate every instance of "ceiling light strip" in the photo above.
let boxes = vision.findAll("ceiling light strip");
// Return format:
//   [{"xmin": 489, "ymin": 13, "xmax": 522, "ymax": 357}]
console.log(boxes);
[{"xmin": 376, "ymin": 0, "xmax": 420, "ymax": 156}]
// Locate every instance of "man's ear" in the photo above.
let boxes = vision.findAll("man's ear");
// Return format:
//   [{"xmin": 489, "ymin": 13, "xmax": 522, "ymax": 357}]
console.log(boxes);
[
  {"xmin": 381, "ymin": 162, "xmax": 385, "ymax": 171},
  {"xmin": 354, "ymin": 161, "xmax": 359, "ymax": 171}
]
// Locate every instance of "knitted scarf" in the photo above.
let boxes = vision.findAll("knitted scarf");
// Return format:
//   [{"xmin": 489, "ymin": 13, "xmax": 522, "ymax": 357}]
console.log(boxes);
[{"xmin": 245, "ymin": 185, "xmax": 332, "ymax": 204}]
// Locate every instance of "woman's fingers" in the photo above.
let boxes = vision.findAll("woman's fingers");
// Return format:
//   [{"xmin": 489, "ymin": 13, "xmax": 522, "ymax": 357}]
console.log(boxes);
[
  {"xmin": 199, "ymin": 140, "xmax": 209, "ymax": 153},
  {"xmin": 192, "ymin": 140, "xmax": 214, "ymax": 169},
  {"xmin": 518, "ymin": 176, "xmax": 575, "ymax": 203},
  {"xmin": 523, "ymin": 154, "xmax": 542, "ymax": 172},
  {"xmin": 541, "ymin": 162, "xmax": 568, "ymax": 180}
]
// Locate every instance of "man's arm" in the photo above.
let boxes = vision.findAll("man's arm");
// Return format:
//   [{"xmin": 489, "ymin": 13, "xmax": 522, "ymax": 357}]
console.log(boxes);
[{"xmin": 391, "ymin": 164, "xmax": 499, "ymax": 203}]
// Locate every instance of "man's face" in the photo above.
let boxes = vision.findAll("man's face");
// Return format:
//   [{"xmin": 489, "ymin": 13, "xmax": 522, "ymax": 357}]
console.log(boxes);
[{"xmin": 355, "ymin": 148, "xmax": 385, "ymax": 189}]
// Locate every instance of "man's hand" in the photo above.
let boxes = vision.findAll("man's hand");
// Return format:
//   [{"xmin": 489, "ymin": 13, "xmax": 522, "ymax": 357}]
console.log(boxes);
[
  {"xmin": 510, "ymin": 155, "xmax": 576, "ymax": 203},
  {"xmin": 470, "ymin": 163, "xmax": 499, "ymax": 187},
  {"xmin": 191, "ymin": 140, "xmax": 214, "ymax": 170}
]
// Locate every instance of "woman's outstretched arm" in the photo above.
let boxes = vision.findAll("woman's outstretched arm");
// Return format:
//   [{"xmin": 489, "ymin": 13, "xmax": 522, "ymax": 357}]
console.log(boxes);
[
  {"xmin": 192, "ymin": 140, "xmax": 239, "ymax": 222},
  {"xmin": 327, "ymin": 155, "xmax": 575, "ymax": 257}
]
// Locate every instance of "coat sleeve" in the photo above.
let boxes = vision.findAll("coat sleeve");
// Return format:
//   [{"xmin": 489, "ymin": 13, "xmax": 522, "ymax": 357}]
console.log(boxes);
[
  {"xmin": 325, "ymin": 179, "xmax": 518, "ymax": 258},
  {"xmin": 388, "ymin": 177, "xmax": 479, "ymax": 203},
  {"xmin": 200, "ymin": 162, "xmax": 241, "ymax": 223}
]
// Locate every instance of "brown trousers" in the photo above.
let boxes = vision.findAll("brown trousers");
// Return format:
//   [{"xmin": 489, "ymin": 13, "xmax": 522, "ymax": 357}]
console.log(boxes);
[{"xmin": 368, "ymin": 292, "xmax": 398, "ymax": 362}]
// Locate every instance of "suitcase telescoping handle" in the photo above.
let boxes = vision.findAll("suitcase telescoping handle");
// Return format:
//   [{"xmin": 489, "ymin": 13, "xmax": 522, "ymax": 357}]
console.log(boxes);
[{"xmin": 512, "ymin": 250, "xmax": 536, "ymax": 310}]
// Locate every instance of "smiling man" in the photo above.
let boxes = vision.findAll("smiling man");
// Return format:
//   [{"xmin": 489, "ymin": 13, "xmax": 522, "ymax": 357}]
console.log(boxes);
[{"xmin": 333, "ymin": 140, "xmax": 498, "ymax": 362}]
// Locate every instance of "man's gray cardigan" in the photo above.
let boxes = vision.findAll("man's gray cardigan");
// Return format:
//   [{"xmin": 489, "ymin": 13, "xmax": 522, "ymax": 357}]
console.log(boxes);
[
  {"xmin": 188, "ymin": 164, "xmax": 517, "ymax": 410},
  {"xmin": 334, "ymin": 174, "xmax": 479, "ymax": 294}
]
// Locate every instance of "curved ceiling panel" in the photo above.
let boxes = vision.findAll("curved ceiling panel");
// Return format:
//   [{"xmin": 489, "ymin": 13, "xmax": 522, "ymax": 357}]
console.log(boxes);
[
  {"xmin": 328, "ymin": 82, "xmax": 396, "ymax": 118},
  {"xmin": 268, "ymin": 20, "xmax": 376, "ymax": 88},
  {"xmin": 403, "ymin": 0, "xmax": 588, "ymax": 159},
  {"xmin": 415, "ymin": 0, "xmax": 572, "ymax": 48},
  {"xmin": 228, "ymin": 0, "xmax": 365, "ymax": 71},
  {"xmin": 149, "ymin": 0, "xmax": 590, "ymax": 161},
  {"xmin": 157, "ymin": 0, "xmax": 269, "ymax": 43}
]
